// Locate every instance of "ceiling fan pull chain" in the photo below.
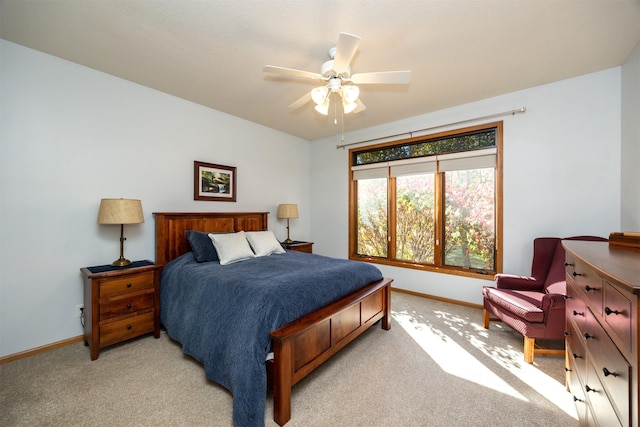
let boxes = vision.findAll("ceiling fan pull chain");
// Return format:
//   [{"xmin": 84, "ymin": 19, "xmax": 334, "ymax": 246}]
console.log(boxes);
[{"xmin": 341, "ymin": 106, "xmax": 345, "ymax": 141}]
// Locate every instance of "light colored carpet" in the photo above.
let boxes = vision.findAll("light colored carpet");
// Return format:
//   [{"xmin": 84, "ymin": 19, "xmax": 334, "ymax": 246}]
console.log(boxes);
[{"xmin": 0, "ymin": 291, "xmax": 577, "ymax": 426}]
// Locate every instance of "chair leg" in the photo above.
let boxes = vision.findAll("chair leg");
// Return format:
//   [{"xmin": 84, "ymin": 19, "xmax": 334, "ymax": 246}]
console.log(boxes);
[
  {"xmin": 523, "ymin": 337, "xmax": 535, "ymax": 364},
  {"xmin": 482, "ymin": 309, "xmax": 490, "ymax": 329}
]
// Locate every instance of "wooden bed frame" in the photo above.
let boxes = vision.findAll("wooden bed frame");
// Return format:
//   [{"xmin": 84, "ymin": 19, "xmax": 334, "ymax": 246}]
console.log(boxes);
[{"xmin": 154, "ymin": 212, "xmax": 392, "ymax": 426}]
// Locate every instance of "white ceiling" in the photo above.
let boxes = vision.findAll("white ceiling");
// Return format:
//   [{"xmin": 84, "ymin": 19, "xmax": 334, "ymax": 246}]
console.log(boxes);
[{"xmin": 2, "ymin": 0, "xmax": 640, "ymax": 141}]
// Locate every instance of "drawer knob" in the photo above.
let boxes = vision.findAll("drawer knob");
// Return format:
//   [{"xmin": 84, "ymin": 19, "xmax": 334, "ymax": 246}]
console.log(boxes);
[
  {"xmin": 127, "ymin": 303, "xmax": 132, "ymax": 309},
  {"xmin": 602, "ymin": 367, "xmax": 618, "ymax": 377},
  {"xmin": 604, "ymin": 307, "xmax": 621, "ymax": 316},
  {"xmin": 564, "ymin": 367, "xmax": 571, "ymax": 372},
  {"xmin": 583, "ymin": 332, "xmax": 595, "ymax": 340},
  {"xmin": 585, "ymin": 385, "xmax": 597, "ymax": 393},
  {"xmin": 127, "ymin": 324, "xmax": 132, "ymax": 330},
  {"xmin": 564, "ymin": 262, "xmax": 574, "ymax": 267},
  {"xmin": 573, "ymin": 272, "xmax": 582, "ymax": 277},
  {"xmin": 572, "ymin": 310, "xmax": 584, "ymax": 317},
  {"xmin": 584, "ymin": 285, "xmax": 596, "ymax": 292},
  {"xmin": 563, "ymin": 295, "xmax": 571, "ymax": 300},
  {"xmin": 564, "ymin": 331, "xmax": 571, "ymax": 337},
  {"xmin": 127, "ymin": 283, "xmax": 132, "ymax": 288},
  {"xmin": 573, "ymin": 396, "xmax": 583, "ymax": 402},
  {"xmin": 573, "ymin": 353, "xmax": 582, "ymax": 359}
]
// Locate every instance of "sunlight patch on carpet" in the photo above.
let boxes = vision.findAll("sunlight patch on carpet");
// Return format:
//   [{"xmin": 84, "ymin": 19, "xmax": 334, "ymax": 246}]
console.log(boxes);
[
  {"xmin": 392, "ymin": 310, "xmax": 527, "ymax": 401},
  {"xmin": 392, "ymin": 306, "xmax": 578, "ymax": 420},
  {"xmin": 468, "ymin": 329, "xmax": 578, "ymax": 420}
]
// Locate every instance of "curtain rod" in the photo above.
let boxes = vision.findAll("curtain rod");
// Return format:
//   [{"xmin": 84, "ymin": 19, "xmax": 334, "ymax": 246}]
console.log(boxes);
[{"xmin": 336, "ymin": 106, "xmax": 526, "ymax": 150}]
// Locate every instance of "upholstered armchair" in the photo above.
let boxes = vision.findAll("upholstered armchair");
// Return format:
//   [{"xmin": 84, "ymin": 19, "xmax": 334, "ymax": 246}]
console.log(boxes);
[{"xmin": 482, "ymin": 236, "xmax": 607, "ymax": 363}]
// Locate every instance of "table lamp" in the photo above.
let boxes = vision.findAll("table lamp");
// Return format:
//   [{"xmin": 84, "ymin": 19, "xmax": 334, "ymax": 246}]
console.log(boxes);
[
  {"xmin": 98, "ymin": 198, "xmax": 144, "ymax": 266},
  {"xmin": 277, "ymin": 204, "xmax": 298, "ymax": 244}
]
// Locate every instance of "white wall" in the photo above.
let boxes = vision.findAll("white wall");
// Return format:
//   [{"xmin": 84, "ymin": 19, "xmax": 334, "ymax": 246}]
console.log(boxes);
[
  {"xmin": 0, "ymin": 40, "xmax": 311, "ymax": 357},
  {"xmin": 621, "ymin": 40, "xmax": 640, "ymax": 231},
  {"xmin": 310, "ymin": 68, "xmax": 623, "ymax": 305}
]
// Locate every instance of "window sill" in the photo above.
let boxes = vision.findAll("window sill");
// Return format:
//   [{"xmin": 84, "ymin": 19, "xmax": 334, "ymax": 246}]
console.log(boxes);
[{"xmin": 350, "ymin": 255, "xmax": 496, "ymax": 281}]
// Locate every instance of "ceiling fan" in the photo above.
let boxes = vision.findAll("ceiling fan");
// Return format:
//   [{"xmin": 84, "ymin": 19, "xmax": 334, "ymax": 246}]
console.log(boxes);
[{"xmin": 263, "ymin": 33, "xmax": 411, "ymax": 116}]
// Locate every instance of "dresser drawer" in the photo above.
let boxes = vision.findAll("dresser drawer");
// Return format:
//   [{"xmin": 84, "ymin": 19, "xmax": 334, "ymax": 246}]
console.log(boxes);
[
  {"xmin": 100, "ymin": 310, "xmax": 155, "ymax": 347},
  {"xmin": 603, "ymin": 281, "xmax": 633, "ymax": 353},
  {"xmin": 585, "ymin": 362, "xmax": 624, "ymax": 427},
  {"xmin": 99, "ymin": 271, "xmax": 155, "ymax": 298},
  {"xmin": 567, "ymin": 344, "xmax": 588, "ymax": 425},
  {"xmin": 567, "ymin": 325, "xmax": 587, "ymax": 378},
  {"xmin": 573, "ymin": 258, "xmax": 603, "ymax": 316},
  {"xmin": 587, "ymin": 319, "xmax": 631, "ymax": 426},
  {"xmin": 566, "ymin": 282, "xmax": 587, "ymax": 332},
  {"xmin": 99, "ymin": 292, "xmax": 154, "ymax": 320}
]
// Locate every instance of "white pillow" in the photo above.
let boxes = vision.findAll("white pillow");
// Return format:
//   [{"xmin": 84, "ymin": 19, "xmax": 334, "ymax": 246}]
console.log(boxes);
[
  {"xmin": 245, "ymin": 230, "xmax": 286, "ymax": 257},
  {"xmin": 208, "ymin": 231, "xmax": 255, "ymax": 265}
]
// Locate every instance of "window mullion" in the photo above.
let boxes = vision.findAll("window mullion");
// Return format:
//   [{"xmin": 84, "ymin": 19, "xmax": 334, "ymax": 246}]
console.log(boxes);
[
  {"xmin": 434, "ymin": 171, "xmax": 444, "ymax": 267},
  {"xmin": 388, "ymin": 176, "xmax": 397, "ymax": 261}
]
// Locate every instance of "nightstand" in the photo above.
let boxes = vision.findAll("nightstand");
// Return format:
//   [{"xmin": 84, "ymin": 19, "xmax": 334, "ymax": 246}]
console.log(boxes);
[
  {"xmin": 281, "ymin": 241, "xmax": 313, "ymax": 253},
  {"xmin": 80, "ymin": 260, "xmax": 162, "ymax": 360}
]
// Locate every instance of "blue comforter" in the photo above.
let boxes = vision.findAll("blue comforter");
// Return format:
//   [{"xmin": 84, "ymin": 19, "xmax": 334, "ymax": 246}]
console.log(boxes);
[{"xmin": 160, "ymin": 250, "xmax": 383, "ymax": 427}]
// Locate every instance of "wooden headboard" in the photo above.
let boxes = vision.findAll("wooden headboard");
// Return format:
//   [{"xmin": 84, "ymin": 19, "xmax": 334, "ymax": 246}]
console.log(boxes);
[{"xmin": 153, "ymin": 212, "xmax": 269, "ymax": 266}]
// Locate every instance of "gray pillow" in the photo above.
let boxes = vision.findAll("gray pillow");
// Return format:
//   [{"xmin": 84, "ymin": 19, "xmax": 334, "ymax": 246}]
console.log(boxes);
[{"xmin": 185, "ymin": 230, "xmax": 219, "ymax": 262}]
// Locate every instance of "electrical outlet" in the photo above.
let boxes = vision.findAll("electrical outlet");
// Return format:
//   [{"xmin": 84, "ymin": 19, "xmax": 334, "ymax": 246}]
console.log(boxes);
[{"xmin": 75, "ymin": 304, "xmax": 84, "ymax": 318}]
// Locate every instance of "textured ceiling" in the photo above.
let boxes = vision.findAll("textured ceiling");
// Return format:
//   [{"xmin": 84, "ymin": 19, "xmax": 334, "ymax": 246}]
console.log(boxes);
[{"xmin": 2, "ymin": 0, "xmax": 640, "ymax": 141}]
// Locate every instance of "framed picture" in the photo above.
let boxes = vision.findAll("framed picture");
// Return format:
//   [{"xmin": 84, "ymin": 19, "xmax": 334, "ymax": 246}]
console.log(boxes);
[{"xmin": 194, "ymin": 161, "xmax": 236, "ymax": 202}]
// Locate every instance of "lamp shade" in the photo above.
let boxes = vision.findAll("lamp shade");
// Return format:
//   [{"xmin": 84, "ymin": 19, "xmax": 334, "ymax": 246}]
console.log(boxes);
[
  {"xmin": 311, "ymin": 86, "xmax": 328, "ymax": 105},
  {"xmin": 343, "ymin": 99, "xmax": 357, "ymax": 114},
  {"xmin": 314, "ymin": 99, "xmax": 330, "ymax": 115},
  {"xmin": 341, "ymin": 85, "xmax": 360, "ymax": 104},
  {"xmin": 277, "ymin": 204, "xmax": 299, "ymax": 219},
  {"xmin": 98, "ymin": 199, "xmax": 144, "ymax": 224}
]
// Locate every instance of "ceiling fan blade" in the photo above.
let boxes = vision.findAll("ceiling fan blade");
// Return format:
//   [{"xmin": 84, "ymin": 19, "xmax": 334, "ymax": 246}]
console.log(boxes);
[
  {"xmin": 288, "ymin": 92, "xmax": 312, "ymax": 109},
  {"xmin": 353, "ymin": 99, "xmax": 366, "ymax": 114},
  {"xmin": 263, "ymin": 65, "xmax": 323, "ymax": 80},
  {"xmin": 332, "ymin": 33, "xmax": 361, "ymax": 74},
  {"xmin": 351, "ymin": 70, "xmax": 411, "ymax": 85}
]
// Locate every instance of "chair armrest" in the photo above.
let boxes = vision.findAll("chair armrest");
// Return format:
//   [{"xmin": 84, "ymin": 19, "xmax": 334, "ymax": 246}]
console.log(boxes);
[
  {"xmin": 541, "ymin": 293, "xmax": 567, "ymax": 337},
  {"xmin": 542, "ymin": 292, "xmax": 566, "ymax": 309},
  {"xmin": 494, "ymin": 274, "xmax": 544, "ymax": 291}
]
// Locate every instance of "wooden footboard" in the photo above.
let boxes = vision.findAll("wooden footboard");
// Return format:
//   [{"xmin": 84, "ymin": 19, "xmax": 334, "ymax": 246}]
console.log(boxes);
[{"xmin": 268, "ymin": 277, "xmax": 393, "ymax": 426}]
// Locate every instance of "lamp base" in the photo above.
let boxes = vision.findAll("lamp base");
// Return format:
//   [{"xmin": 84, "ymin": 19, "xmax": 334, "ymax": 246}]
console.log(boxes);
[
  {"xmin": 111, "ymin": 257, "xmax": 132, "ymax": 267},
  {"xmin": 283, "ymin": 238, "xmax": 294, "ymax": 244}
]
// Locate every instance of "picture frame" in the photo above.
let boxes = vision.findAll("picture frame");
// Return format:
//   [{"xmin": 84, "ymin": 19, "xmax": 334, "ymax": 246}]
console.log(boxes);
[{"xmin": 194, "ymin": 161, "xmax": 236, "ymax": 202}]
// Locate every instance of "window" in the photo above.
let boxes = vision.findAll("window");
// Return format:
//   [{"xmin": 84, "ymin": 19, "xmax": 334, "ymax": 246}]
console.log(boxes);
[{"xmin": 349, "ymin": 122, "xmax": 502, "ymax": 278}]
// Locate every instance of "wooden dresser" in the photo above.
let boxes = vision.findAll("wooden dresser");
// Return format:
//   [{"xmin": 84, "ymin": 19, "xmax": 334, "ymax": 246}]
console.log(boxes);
[
  {"xmin": 564, "ymin": 240, "xmax": 640, "ymax": 426},
  {"xmin": 81, "ymin": 261, "xmax": 162, "ymax": 360}
]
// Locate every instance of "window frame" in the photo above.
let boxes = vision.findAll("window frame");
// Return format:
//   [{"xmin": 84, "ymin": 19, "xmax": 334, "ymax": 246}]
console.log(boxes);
[{"xmin": 348, "ymin": 122, "xmax": 503, "ymax": 280}]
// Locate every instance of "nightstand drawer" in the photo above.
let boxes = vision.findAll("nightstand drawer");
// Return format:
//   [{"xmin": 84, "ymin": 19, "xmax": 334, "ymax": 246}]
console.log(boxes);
[
  {"xmin": 100, "ymin": 311, "xmax": 155, "ymax": 347},
  {"xmin": 99, "ymin": 271, "xmax": 154, "ymax": 298},
  {"xmin": 99, "ymin": 292, "xmax": 154, "ymax": 320}
]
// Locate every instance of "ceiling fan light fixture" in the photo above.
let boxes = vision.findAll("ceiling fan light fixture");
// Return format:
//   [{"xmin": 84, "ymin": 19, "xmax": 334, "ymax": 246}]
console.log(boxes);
[
  {"xmin": 311, "ymin": 86, "xmax": 328, "ymax": 105},
  {"xmin": 314, "ymin": 99, "xmax": 330, "ymax": 115},
  {"xmin": 264, "ymin": 33, "xmax": 410, "ymax": 119},
  {"xmin": 341, "ymin": 85, "xmax": 360, "ymax": 104}
]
